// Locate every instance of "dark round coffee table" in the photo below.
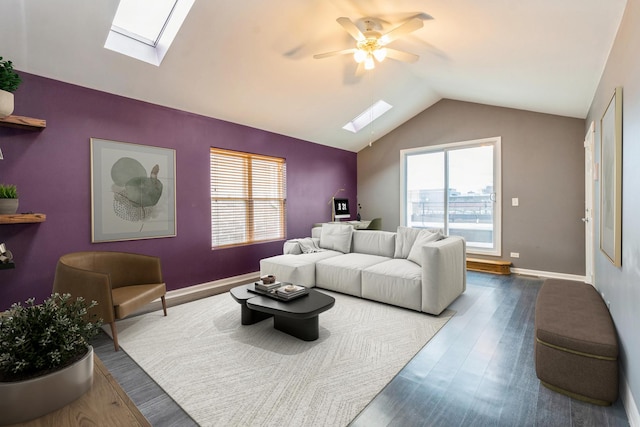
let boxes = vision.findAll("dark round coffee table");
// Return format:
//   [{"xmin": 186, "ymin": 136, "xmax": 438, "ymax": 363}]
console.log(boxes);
[{"xmin": 230, "ymin": 284, "xmax": 335, "ymax": 341}]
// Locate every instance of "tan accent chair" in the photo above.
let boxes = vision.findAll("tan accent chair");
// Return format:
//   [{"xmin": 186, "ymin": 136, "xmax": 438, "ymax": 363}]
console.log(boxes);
[{"xmin": 53, "ymin": 251, "xmax": 167, "ymax": 351}]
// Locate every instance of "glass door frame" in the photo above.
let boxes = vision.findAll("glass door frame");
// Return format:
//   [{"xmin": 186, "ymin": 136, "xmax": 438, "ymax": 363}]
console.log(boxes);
[{"xmin": 400, "ymin": 136, "xmax": 502, "ymax": 256}]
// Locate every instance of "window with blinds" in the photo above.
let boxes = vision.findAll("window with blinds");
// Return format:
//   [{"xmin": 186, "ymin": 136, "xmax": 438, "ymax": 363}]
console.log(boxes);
[{"xmin": 210, "ymin": 148, "xmax": 286, "ymax": 248}]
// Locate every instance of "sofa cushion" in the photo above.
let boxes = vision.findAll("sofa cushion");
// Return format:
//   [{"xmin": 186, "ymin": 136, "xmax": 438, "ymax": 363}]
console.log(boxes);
[
  {"xmin": 352, "ymin": 230, "xmax": 396, "ymax": 258},
  {"xmin": 361, "ymin": 259, "xmax": 422, "ymax": 311},
  {"xmin": 407, "ymin": 230, "xmax": 443, "ymax": 266},
  {"xmin": 316, "ymin": 253, "xmax": 390, "ymax": 297},
  {"xmin": 319, "ymin": 223, "xmax": 354, "ymax": 253},
  {"xmin": 260, "ymin": 251, "xmax": 341, "ymax": 287},
  {"xmin": 393, "ymin": 226, "xmax": 422, "ymax": 258}
]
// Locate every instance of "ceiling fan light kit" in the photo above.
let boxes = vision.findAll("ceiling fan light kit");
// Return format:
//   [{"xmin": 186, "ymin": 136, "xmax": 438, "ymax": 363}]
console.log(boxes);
[{"xmin": 314, "ymin": 16, "xmax": 424, "ymax": 73}]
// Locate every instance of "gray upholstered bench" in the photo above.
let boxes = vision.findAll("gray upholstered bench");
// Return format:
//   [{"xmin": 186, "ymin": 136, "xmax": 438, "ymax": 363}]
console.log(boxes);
[{"xmin": 534, "ymin": 279, "xmax": 618, "ymax": 405}]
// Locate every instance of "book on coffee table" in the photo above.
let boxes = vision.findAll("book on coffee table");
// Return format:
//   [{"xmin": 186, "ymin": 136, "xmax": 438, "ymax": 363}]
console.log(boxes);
[
  {"xmin": 254, "ymin": 280, "xmax": 281, "ymax": 291},
  {"xmin": 276, "ymin": 284, "xmax": 308, "ymax": 299},
  {"xmin": 248, "ymin": 283, "xmax": 309, "ymax": 301}
]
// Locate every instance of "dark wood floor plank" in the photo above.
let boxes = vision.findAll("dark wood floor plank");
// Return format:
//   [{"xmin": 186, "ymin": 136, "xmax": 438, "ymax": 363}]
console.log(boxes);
[{"xmin": 354, "ymin": 272, "xmax": 629, "ymax": 427}]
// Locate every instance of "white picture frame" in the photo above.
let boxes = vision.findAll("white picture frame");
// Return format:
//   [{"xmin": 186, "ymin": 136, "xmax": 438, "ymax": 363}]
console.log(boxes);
[{"xmin": 91, "ymin": 138, "xmax": 176, "ymax": 243}]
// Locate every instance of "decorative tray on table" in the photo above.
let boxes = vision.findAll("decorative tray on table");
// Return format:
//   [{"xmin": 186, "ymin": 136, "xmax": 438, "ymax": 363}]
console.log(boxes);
[{"xmin": 248, "ymin": 282, "xmax": 309, "ymax": 302}]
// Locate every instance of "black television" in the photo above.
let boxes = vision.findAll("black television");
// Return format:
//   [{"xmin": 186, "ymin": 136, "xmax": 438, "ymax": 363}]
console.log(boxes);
[{"xmin": 333, "ymin": 198, "xmax": 350, "ymax": 220}]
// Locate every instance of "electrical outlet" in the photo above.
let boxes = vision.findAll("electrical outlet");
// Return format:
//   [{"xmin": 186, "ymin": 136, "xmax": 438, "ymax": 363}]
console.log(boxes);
[{"xmin": 510, "ymin": 252, "xmax": 520, "ymax": 258}]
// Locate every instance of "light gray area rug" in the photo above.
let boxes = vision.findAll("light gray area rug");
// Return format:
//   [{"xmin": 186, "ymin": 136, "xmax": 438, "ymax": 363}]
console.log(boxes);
[{"xmin": 113, "ymin": 290, "xmax": 453, "ymax": 426}]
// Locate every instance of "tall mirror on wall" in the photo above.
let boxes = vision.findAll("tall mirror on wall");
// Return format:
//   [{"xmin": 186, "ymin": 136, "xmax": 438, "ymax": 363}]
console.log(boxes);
[{"xmin": 332, "ymin": 198, "xmax": 350, "ymax": 222}]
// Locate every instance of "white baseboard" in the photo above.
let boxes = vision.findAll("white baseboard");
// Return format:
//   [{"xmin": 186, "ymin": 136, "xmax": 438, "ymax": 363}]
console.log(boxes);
[
  {"xmin": 622, "ymin": 371, "xmax": 640, "ymax": 427},
  {"xmin": 510, "ymin": 267, "xmax": 586, "ymax": 282}
]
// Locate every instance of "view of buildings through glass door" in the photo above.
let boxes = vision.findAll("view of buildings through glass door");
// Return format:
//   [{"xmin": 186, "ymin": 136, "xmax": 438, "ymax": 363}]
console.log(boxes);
[{"xmin": 402, "ymin": 138, "xmax": 501, "ymax": 255}]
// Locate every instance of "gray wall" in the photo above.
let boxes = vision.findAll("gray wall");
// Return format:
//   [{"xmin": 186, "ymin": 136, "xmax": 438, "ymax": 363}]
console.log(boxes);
[
  {"xmin": 357, "ymin": 99, "xmax": 586, "ymax": 275},
  {"xmin": 586, "ymin": 0, "xmax": 640, "ymax": 415}
]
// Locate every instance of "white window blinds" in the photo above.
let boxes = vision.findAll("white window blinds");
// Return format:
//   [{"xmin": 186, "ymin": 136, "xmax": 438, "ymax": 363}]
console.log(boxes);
[{"xmin": 210, "ymin": 148, "xmax": 286, "ymax": 248}]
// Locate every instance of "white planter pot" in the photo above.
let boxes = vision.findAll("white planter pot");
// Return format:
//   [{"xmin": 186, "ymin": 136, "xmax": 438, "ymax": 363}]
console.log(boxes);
[
  {"xmin": 0, "ymin": 89, "xmax": 14, "ymax": 118},
  {"xmin": 0, "ymin": 346, "xmax": 94, "ymax": 425},
  {"xmin": 0, "ymin": 199, "xmax": 18, "ymax": 215}
]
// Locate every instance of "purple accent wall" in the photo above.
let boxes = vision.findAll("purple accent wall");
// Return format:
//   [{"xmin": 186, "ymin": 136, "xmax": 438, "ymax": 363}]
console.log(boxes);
[{"xmin": 0, "ymin": 73, "xmax": 356, "ymax": 310}]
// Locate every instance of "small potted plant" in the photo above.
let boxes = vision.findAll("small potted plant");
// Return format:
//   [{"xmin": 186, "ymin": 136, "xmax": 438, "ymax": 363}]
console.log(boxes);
[
  {"xmin": 0, "ymin": 293, "xmax": 103, "ymax": 425},
  {"xmin": 0, "ymin": 56, "xmax": 21, "ymax": 118},
  {"xmin": 0, "ymin": 183, "xmax": 18, "ymax": 214}
]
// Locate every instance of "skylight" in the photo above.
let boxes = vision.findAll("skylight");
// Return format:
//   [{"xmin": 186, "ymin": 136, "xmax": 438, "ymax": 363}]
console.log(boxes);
[
  {"xmin": 342, "ymin": 100, "xmax": 393, "ymax": 133},
  {"xmin": 105, "ymin": 0, "xmax": 194, "ymax": 66},
  {"xmin": 112, "ymin": 0, "xmax": 178, "ymax": 46}
]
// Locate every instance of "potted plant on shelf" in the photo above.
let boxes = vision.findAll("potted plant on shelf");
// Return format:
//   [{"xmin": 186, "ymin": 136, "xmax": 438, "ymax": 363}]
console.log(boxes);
[
  {"xmin": 0, "ymin": 184, "xmax": 18, "ymax": 214},
  {"xmin": 0, "ymin": 56, "xmax": 21, "ymax": 118},
  {"xmin": 0, "ymin": 293, "xmax": 103, "ymax": 425}
]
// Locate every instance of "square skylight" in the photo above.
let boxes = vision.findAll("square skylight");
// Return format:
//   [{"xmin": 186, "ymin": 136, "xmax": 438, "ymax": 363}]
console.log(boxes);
[
  {"xmin": 105, "ymin": 0, "xmax": 194, "ymax": 66},
  {"xmin": 112, "ymin": 0, "xmax": 178, "ymax": 46},
  {"xmin": 342, "ymin": 100, "xmax": 393, "ymax": 133}
]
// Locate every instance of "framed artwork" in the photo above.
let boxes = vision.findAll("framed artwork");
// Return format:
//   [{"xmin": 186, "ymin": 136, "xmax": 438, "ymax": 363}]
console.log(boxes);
[
  {"xmin": 91, "ymin": 138, "xmax": 176, "ymax": 243},
  {"xmin": 599, "ymin": 87, "xmax": 622, "ymax": 267}
]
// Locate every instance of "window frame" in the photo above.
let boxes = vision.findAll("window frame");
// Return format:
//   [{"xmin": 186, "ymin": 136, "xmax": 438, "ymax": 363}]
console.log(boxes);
[
  {"xmin": 210, "ymin": 147, "xmax": 287, "ymax": 249},
  {"xmin": 400, "ymin": 137, "xmax": 502, "ymax": 256},
  {"xmin": 104, "ymin": 0, "xmax": 195, "ymax": 66}
]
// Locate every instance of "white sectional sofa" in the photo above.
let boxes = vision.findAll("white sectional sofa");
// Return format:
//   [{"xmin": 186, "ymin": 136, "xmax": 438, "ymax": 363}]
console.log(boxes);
[{"xmin": 259, "ymin": 223, "xmax": 466, "ymax": 315}]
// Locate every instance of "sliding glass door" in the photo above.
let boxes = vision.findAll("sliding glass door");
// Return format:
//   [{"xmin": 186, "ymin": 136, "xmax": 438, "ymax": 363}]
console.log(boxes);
[{"xmin": 401, "ymin": 137, "xmax": 501, "ymax": 255}]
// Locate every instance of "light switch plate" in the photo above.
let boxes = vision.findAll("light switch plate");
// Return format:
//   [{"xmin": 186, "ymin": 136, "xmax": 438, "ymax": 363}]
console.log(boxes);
[{"xmin": 511, "ymin": 198, "xmax": 519, "ymax": 206}]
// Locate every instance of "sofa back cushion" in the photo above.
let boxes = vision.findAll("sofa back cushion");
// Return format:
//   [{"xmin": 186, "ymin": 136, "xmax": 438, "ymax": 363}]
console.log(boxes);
[
  {"xmin": 319, "ymin": 223, "xmax": 354, "ymax": 253},
  {"xmin": 352, "ymin": 230, "xmax": 396, "ymax": 258},
  {"xmin": 394, "ymin": 226, "xmax": 423, "ymax": 258},
  {"xmin": 407, "ymin": 229, "xmax": 444, "ymax": 266}
]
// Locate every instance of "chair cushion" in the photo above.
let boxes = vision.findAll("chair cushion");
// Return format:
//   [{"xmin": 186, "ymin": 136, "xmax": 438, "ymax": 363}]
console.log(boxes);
[{"xmin": 112, "ymin": 283, "xmax": 166, "ymax": 319}]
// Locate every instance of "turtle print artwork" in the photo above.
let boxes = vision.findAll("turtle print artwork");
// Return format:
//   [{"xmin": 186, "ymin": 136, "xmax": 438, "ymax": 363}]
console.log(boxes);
[{"xmin": 91, "ymin": 138, "xmax": 176, "ymax": 243}]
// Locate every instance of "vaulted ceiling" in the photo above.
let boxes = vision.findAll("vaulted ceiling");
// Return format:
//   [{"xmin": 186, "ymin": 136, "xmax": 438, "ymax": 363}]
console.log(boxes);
[{"xmin": 0, "ymin": 0, "xmax": 627, "ymax": 152}]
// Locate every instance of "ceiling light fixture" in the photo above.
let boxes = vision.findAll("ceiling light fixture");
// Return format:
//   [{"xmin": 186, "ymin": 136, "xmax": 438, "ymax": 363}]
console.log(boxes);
[
  {"xmin": 314, "ymin": 16, "xmax": 424, "ymax": 75},
  {"xmin": 353, "ymin": 37, "xmax": 387, "ymax": 71}
]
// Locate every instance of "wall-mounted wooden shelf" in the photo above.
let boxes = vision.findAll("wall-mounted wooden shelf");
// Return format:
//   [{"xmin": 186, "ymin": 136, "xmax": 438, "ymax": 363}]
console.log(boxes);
[
  {"xmin": 0, "ymin": 213, "xmax": 47, "ymax": 224},
  {"xmin": 0, "ymin": 115, "xmax": 47, "ymax": 130},
  {"xmin": 0, "ymin": 262, "xmax": 15, "ymax": 270}
]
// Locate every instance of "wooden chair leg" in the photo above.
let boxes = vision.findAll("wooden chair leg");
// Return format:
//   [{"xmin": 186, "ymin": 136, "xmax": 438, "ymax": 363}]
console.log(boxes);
[
  {"xmin": 161, "ymin": 295, "xmax": 168, "ymax": 316},
  {"xmin": 110, "ymin": 322, "xmax": 120, "ymax": 351}
]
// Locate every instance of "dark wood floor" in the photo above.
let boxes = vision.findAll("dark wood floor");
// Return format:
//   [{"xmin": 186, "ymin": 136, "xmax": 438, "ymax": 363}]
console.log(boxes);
[{"xmin": 94, "ymin": 272, "xmax": 630, "ymax": 426}]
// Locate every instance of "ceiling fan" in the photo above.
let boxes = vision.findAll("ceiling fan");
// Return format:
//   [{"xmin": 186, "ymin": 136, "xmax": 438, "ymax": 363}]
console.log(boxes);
[{"xmin": 314, "ymin": 16, "xmax": 425, "ymax": 74}]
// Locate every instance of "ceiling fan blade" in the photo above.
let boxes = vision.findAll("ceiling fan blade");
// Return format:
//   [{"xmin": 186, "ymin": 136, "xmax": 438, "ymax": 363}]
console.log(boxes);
[
  {"xmin": 336, "ymin": 17, "xmax": 365, "ymax": 42},
  {"xmin": 380, "ymin": 18, "xmax": 423, "ymax": 45},
  {"xmin": 313, "ymin": 48, "xmax": 357, "ymax": 60},
  {"xmin": 385, "ymin": 48, "xmax": 419, "ymax": 63},
  {"xmin": 354, "ymin": 61, "xmax": 366, "ymax": 77}
]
